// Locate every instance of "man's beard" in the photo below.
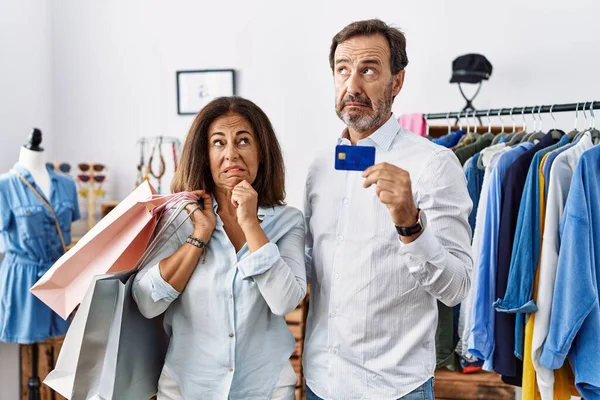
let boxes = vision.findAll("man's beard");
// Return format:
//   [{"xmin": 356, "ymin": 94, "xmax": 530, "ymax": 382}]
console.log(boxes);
[{"xmin": 336, "ymin": 81, "xmax": 393, "ymax": 133}]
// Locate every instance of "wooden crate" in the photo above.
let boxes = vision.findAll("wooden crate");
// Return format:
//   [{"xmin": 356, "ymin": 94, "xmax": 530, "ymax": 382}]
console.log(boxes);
[
  {"xmin": 20, "ymin": 337, "xmax": 66, "ymax": 400},
  {"xmin": 434, "ymin": 369, "xmax": 515, "ymax": 399},
  {"xmin": 285, "ymin": 287, "xmax": 309, "ymax": 400}
]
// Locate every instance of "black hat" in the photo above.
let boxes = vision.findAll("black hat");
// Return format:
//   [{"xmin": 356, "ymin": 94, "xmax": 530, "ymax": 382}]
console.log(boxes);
[{"xmin": 450, "ymin": 53, "xmax": 492, "ymax": 84}]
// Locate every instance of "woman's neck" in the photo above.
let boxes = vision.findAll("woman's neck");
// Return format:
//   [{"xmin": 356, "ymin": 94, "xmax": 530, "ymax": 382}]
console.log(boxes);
[{"xmin": 214, "ymin": 188, "xmax": 237, "ymax": 219}]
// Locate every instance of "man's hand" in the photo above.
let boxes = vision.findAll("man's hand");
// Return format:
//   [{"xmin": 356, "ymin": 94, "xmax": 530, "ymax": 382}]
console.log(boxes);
[{"xmin": 362, "ymin": 162, "xmax": 419, "ymax": 228}]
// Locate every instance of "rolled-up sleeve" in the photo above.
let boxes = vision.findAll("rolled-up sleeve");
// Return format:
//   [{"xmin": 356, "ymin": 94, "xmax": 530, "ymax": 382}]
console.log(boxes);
[
  {"xmin": 400, "ymin": 149, "xmax": 474, "ymax": 307},
  {"xmin": 132, "ymin": 210, "xmax": 186, "ymax": 319},
  {"xmin": 236, "ymin": 209, "xmax": 307, "ymax": 317}
]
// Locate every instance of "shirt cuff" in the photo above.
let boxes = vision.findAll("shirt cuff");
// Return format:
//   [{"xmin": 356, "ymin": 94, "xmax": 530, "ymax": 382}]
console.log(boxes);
[
  {"xmin": 494, "ymin": 298, "xmax": 538, "ymax": 314},
  {"xmin": 398, "ymin": 226, "xmax": 443, "ymax": 267},
  {"xmin": 236, "ymin": 242, "xmax": 280, "ymax": 279},
  {"xmin": 539, "ymin": 345, "xmax": 567, "ymax": 371},
  {"xmin": 147, "ymin": 263, "xmax": 180, "ymax": 302}
]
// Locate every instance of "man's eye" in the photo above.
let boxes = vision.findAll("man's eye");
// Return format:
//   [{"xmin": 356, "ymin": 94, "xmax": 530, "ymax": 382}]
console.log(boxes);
[
  {"xmin": 337, "ymin": 67, "xmax": 348, "ymax": 75},
  {"xmin": 364, "ymin": 68, "xmax": 375, "ymax": 75}
]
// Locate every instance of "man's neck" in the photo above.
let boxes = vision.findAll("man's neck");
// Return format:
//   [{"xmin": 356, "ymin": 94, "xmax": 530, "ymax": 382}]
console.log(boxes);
[{"xmin": 346, "ymin": 113, "xmax": 392, "ymax": 145}]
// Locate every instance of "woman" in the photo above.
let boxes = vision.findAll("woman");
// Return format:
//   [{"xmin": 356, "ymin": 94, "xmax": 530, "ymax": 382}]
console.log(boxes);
[{"xmin": 133, "ymin": 97, "xmax": 306, "ymax": 400}]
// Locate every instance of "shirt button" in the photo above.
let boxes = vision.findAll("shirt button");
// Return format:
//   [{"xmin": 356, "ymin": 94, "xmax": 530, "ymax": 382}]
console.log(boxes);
[
  {"xmin": 343, "ymin": 198, "xmax": 349, "ymax": 205},
  {"xmin": 228, "ymin": 293, "xmax": 233, "ymax": 299},
  {"xmin": 228, "ymin": 368, "xmax": 234, "ymax": 372},
  {"xmin": 334, "ymin": 274, "xmax": 339, "ymax": 280},
  {"xmin": 229, "ymin": 333, "xmax": 234, "ymax": 338},
  {"xmin": 330, "ymin": 312, "xmax": 336, "ymax": 318},
  {"xmin": 51, "ymin": 241, "xmax": 56, "ymax": 246},
  {"xmin": 338, "ymin": 235, "xmax": 344, "ymax": 242}
]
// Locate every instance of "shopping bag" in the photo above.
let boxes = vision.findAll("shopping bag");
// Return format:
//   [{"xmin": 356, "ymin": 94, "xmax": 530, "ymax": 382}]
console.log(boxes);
[
  {"xmin": 31, "ymin": 181, "xmax": 193, "ymax": 320},
  {"xmin": 44, "ymin": 199, "xmax": 197, "ymax": 399}
]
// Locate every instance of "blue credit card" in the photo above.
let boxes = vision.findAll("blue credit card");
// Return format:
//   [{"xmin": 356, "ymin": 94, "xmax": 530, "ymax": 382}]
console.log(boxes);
[{"xmin": 335, "ymin": 145, "xmax": 376, "ymax": 171}]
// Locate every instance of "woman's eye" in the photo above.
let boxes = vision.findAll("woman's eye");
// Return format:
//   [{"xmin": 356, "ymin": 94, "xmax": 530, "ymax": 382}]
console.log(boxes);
[
  {"xmin": 213, "ymin": 140, "xmax": 224, "ymax": 147},
  {"xmin": 239, "ymin": 138, "xmax": 250, "ymax": 145}
]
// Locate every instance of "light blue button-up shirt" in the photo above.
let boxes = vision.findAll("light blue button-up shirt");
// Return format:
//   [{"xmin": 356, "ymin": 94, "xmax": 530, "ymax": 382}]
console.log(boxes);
[
  {"xmin": 540, "ymin": 145, "xmax": 600, "ymax": 398},
  {"xmin": 132, "ymin": 201, "xmax": 306, "ymax": 399}
]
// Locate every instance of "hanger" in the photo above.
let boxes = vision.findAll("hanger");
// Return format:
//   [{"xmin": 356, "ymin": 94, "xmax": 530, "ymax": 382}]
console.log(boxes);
[
  {"xmin": 506, "ymin": 107, "xmax": 527, "ymax": 146},
  {"xmin": 547, "ymin": 104, "xmax": 565, "ymax": 140},
  {"xmin": 503, "ymin": 107, "xmax": 517, "ymax": 143},
  {"xmin": 587, "ymin": 101, "xmax": 600, "ymax": 144},
  {"xmin": 566, "ymin": 102, "xmax": 580, "ymax": 140},
  {"xmin": 574, "ymin": 101, "xmax": 591, "ymax": 141},
  {"xmin": 491, "ymin": 108, "xmax": 507, "ymax": 145},
  {"xmin": 479, "ymin": 109, "xmax": 494, "ymax": 142},
  {"xmin": 527, "ymin": 105, "xmax": 546, "ymax": 143}
]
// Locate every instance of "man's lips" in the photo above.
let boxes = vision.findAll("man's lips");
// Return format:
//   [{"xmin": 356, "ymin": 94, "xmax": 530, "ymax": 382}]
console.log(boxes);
[{"xmin": 345, "ymin": 102, "xmax": 370, "ymax": 108}]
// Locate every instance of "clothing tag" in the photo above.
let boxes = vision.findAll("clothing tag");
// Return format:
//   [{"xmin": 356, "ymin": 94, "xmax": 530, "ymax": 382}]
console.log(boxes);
[{"xmin": 334, "ymin": 145, "xmax": 375, "ymax": 171}]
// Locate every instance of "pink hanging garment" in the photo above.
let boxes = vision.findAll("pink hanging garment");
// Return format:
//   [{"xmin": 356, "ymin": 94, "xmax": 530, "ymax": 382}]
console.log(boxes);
[{"xmin": 398, "ymin": 113, "xmax": 426, "ymax": 136}]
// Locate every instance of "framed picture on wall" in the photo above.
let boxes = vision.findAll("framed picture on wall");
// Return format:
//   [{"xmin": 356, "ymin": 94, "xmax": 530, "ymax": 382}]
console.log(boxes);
[{"xmin": 176, "ymin": 69, "xmax": 236, "ymax": 115}]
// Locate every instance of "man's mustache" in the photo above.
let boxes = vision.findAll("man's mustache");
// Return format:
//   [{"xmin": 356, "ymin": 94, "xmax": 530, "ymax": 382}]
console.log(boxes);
[{"xmin": 342, "ymin": 95, "xmax": 372, "ymax": 108}]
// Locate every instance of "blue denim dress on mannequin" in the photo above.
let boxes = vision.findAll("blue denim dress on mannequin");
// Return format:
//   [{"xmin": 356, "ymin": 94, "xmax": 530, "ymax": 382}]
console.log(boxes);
[{"xmin": 0, "ymin": 164, "xmax": 80, "ymax": 344}]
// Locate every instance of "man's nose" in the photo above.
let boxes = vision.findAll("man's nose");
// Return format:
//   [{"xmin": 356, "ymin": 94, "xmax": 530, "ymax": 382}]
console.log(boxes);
[{"xmin": 346, "ymin": 71, "xmax": 363, "ymax": 97}]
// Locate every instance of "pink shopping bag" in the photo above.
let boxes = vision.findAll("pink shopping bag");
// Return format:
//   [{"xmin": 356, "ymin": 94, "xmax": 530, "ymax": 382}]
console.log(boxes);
[{"xmin": 30, "ymin": 180, "xmax": 198, "ymax": 319}]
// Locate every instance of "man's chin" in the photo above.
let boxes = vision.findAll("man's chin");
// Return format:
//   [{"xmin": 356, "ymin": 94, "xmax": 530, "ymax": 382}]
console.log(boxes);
[{"xmin": 341, "ymin": 113, "xmax": 374, "ymax": 130}]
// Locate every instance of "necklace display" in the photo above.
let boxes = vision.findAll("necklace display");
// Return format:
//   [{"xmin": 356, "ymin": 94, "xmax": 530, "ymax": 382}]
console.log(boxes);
[{"xmin": 135, "ymin": 136, "xmax": 181, "ymax": 194}]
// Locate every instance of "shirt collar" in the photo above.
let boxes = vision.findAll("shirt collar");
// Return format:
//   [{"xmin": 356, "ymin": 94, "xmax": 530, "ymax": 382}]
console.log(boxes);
[{"xmin": 337, "ymin": 114, "xmax": 401, "ymax": 151}]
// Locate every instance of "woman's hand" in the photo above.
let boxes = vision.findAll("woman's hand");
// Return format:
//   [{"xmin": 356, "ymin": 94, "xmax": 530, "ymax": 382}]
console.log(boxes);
[
  {"xmin": 231, "ymin": 180, "xmax": 259, "ymax": 229},
  {"xmin": 185, "ymin": 190, "xmax": 216, "ymax": 243}
]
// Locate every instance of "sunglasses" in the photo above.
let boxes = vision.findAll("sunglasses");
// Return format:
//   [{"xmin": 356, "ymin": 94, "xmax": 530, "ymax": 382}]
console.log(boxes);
[
  {"xmin": 77, "ymin": 174, "xmax": 106, "ymax": 183},
  {"xmin": 46, "ymin": 162, "xmax": 72, "ymax": 174},
  {"xmin": 78, "ymin": 163, "xmax": 105, "ymax": 172}
]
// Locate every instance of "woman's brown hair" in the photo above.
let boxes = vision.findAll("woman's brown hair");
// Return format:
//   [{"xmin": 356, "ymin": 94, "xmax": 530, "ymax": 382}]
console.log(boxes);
[{"xmin": 171, "ymin": 96, "xmax": 285, "ymax": 208}]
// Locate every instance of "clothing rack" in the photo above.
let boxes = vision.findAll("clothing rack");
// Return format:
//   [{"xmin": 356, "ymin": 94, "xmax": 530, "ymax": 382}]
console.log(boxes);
[{"xmin": 424, "ymin": 101, "xmax": 600, "ymax": 120}]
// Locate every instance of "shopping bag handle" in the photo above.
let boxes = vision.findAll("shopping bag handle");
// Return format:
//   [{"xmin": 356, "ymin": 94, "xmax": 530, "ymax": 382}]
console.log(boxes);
[{"xmin": 134, "ymin": 199, "xmax": 202, "ymax": 272}]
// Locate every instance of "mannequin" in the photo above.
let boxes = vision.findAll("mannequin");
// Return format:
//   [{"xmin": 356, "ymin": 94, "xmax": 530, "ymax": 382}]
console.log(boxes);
[
  {"xmin": 0, "ymin": 128, "xmax": 80, "ymax": 400},
  {"xmin": 18, "ymin": 128, "xmax": 51, "ymax": 199}
]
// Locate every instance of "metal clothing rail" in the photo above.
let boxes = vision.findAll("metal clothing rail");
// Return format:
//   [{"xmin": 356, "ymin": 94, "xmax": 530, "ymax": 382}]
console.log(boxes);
[{"xmin": 424, "ymin": 101, "xmax": 600, "ymax": 120}]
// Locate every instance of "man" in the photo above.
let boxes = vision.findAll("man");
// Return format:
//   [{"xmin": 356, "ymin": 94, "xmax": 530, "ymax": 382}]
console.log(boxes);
[{"xmin": 303, "ymin": 19, "xmax": 473, "ymax": 400}]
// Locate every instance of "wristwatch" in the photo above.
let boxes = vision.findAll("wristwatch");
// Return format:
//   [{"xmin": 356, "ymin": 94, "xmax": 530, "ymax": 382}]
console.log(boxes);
[{"xmin": 395, "ymin": 209, "xmax": 425, "ymax": 237}]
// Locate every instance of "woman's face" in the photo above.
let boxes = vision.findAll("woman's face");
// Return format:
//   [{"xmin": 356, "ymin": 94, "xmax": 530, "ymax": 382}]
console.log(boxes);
[{"xmin": 208, "ymin": 112, "xmax": 261, "ymax": 192}]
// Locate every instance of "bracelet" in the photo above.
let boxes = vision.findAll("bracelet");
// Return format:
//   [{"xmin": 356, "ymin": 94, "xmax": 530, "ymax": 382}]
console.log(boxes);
[{"xmin": 186, "ymin": 235, "xmax": 207, "ymax": 263}]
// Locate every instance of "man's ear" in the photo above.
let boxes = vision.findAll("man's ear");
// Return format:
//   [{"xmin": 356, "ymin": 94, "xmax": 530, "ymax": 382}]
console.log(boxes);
[{"xmin": 392, "ymin": 70, "xmax": 405, "ymax": 97}]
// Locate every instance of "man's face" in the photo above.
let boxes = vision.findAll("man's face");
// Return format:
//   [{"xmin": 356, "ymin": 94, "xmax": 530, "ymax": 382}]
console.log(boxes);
[{"xmin": 334, "ymin": 34, "xmax": 404, "ymax": 133}]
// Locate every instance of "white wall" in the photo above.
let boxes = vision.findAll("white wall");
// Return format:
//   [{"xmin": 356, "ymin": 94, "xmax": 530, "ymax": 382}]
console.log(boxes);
[
  {"xmin": 50, "ymin": 0, "xmax": 600, "ymax": 208},
  {"xmin": 0, "ymin": 1, "xmax": 53, "ymax": 398},
  {"xmin": 0, "ymin": 0, "xmax": 54, "ymax": 172}
]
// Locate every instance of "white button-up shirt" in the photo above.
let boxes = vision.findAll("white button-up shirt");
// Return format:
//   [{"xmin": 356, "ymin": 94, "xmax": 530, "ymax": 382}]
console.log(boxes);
[{"xmin": 303, "ymin": 115, "xmax": 473, "ymax": 399}]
